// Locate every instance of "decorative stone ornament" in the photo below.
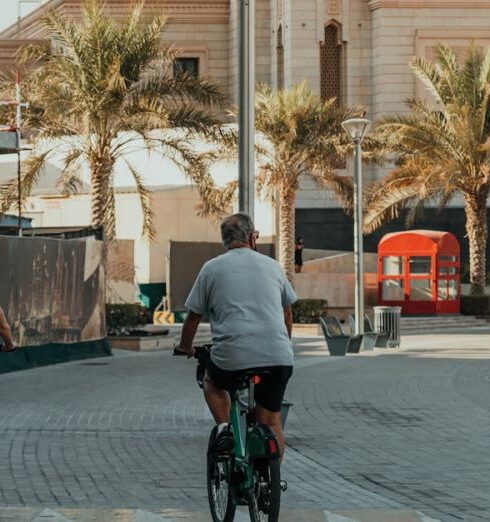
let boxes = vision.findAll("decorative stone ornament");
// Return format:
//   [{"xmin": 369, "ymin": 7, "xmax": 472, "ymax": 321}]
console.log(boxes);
[{"xmin": 327, "ymin": 0, "xmax": 340, "ymax": 15}]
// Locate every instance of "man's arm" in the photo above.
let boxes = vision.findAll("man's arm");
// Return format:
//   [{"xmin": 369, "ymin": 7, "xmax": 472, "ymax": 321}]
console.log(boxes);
[
  {"xmin": 178, "ymin": 311, "xmax": 202, "ymax": 357},
  {"xmin": 0, "ymin": 308, "xmax": 15, "ymax": 352},
  {"xmin": 283, "ymin": 305, "xmax": 293, "ymax": 339}
]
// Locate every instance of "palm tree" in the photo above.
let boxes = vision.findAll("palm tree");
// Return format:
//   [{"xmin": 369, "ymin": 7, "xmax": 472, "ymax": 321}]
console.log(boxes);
[
  {"xmin": 209, "ymin": 82, "xmax": 364, "ymax": 281},
  {"xmin": 0, "ymin": 0, "xmax": 224, "ymax": 239},
  {"xmin": 365, "ymin": 44, "xmax": 490, "ymax": 296}
]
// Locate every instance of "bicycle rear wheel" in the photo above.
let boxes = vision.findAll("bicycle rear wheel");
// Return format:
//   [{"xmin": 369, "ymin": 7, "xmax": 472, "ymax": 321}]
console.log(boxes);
[
  {"xmin": 207, "ymin": 427, "xmax": 236, "ymax": 522},
  {"xmin": 248, "ymin": 458, "xmax": 281, "ymax": 522}
]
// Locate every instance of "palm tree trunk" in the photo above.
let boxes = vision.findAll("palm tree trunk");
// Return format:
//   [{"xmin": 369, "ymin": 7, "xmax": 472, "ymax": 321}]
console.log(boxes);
[
  {"xmin": 88, "ymin": 150, "xmax": 115, "ymax": 239},
  {"xmin": 464, "ymin": 190, "xmax": 488, "ymax": 296},
  {"xmin": 278, "ymin": 184, "xmax": 296, "ymax": 283}
]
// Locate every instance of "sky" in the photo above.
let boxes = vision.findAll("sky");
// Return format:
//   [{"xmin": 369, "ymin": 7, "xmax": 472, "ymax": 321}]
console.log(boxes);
[{"xmin": 0, "ymin": 0, "xmax": 45, "ymax": 33}]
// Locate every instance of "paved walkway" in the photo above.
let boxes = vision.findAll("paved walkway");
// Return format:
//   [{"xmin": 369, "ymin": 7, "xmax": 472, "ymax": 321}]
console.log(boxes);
[
  {"xmin": 0, "ymin": 507, "xmax": 440, "ymax": 521},
  {"xmin": 0, "ymin": 330, "xmax": 489, "ymax": 521}
]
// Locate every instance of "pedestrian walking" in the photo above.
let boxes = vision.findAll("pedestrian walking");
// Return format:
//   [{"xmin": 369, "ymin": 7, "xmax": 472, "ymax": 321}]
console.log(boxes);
[
  {"xmin": 294, "ymin": 237, "xmax": 304, "ymax": 273},
  {"xmin": 0, "ymin": 306, "xmax": 16, "ymax": 352}
]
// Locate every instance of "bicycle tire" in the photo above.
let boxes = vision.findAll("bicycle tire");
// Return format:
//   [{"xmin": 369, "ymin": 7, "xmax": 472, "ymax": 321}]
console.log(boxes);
[
  {"xmin": 207, "ymin": 427, "xmax": 236, "ymax": 522},
  {"xmin": 248, "ymin": 458, "xmax": 281, "ymax": 522}
]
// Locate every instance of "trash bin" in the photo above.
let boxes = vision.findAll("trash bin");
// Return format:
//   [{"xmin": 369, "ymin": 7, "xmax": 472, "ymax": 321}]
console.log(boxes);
[
  {"xmin": 280, "ymin": 401, "xmax": 293, "ymax": 429},
  {"xmin": 373, "ymin": 306, "xmax": 402, "ymax": 348}
]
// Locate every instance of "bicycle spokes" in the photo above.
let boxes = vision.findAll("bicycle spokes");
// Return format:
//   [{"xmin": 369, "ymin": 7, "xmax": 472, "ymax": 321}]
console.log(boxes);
[
  {"xmin": 207, "ymin": 428, "xmax": 236, "ymax": 522},
  {"xmin": 248, "ymin": 459, "xmax": 281, "ymax": 522},
  {"xmin": 211, "ymin": 462, "xmax": 230, "ymax": 518}
]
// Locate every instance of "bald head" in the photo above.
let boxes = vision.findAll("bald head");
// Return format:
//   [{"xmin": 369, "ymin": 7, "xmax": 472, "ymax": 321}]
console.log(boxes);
[{"xmin": 221, "ymin": 213, "xmax": 255, "ymax": 249}]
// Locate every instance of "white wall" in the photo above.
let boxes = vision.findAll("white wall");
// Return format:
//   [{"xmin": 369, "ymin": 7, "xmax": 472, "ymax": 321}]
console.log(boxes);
[{"xmin": 24, "ymin": 185, "xmax": 276, "ymax": 284}]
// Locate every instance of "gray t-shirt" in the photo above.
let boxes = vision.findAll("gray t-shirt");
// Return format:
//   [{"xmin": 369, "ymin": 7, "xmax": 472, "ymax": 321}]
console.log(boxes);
[{"xmin": 185, "ymin": 248, "xmax": 298, "ymax": 371}]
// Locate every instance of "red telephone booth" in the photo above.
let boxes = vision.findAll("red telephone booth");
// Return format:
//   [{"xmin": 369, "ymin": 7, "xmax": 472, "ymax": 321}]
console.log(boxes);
[{"xmin": 378, "ymin": 230, "xmax": 460, "ymax": 315}]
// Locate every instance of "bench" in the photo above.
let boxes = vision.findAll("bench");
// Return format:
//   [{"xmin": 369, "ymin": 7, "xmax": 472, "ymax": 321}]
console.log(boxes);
[
  {"xmin": 348, "ymin": 314, "xmax": 389, "ymax": 350},
  {"xmin": 319, "ymin": 315, "xmax": 363, "ymax": 356}
]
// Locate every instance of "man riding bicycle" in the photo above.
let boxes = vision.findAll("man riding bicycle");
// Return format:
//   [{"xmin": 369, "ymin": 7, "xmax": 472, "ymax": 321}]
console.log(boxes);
[{"xmin": 177, "ymin": 212, "xmax": 297, "ymax": 460}]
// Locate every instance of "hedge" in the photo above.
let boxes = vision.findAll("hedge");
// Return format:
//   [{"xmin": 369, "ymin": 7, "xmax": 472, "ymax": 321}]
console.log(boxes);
[
  {"xmin": 106, "ymin": 300, "xmax": 330, "ymax": 333},
  {"xmin": 292, "ymin": 299, "xmax": 328, "ymax": 324},
  {"xmin": 460, "ymin": 295, "xmax": 490, "ymax": 316},
  {"xmin": 105, "ymin": 304, "xmax": 152, "ymax": 336}
]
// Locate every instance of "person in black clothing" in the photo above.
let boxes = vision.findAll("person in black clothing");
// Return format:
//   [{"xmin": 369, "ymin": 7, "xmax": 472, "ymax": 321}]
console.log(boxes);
[{"xmin": 294, "ymin": 237, "xmax": 304, "ymax": 273}]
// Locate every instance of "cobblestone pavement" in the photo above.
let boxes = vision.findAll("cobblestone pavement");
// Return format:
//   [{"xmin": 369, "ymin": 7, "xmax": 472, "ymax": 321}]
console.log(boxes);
[
  {"xmin": 0, "ymin": 507, "xmax": 440, "ymax": 521},
  {"xmin": 0, "ymin": 332, "xmax": 489, "ymax": 521}
]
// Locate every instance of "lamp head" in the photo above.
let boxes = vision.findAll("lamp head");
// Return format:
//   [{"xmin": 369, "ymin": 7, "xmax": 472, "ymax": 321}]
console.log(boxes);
[{"xmin": 341, "ymin": 118, "xmax": 372, "ymax": 144}]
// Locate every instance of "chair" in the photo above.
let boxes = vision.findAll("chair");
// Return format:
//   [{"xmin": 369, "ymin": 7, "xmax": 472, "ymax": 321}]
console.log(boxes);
[
  {"xmin": 348, "ymin": 314, "xmax": 389, "ymax": 349},
  {"xmin": 319, "ymin": 316, "xmax": 363, "ymax": 356}
]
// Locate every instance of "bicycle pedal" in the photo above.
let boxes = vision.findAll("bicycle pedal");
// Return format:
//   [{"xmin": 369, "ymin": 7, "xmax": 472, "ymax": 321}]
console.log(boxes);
[{"xmin": 280, "ymin": 480, "xmax": 288, "ymax": 492}]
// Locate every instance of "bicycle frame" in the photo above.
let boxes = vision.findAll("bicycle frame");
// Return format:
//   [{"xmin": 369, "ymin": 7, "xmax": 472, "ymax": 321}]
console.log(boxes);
[
  {"xmin": 187, "ymin": 346, "xmax": 281, "ymax": 497},
  {"xmin": 229, "ymin": 377, "xmax": 281, "ymax": 496},
  {"xmin": 229, "ymin": 378, "xmax": 257, "ymax": 492}
]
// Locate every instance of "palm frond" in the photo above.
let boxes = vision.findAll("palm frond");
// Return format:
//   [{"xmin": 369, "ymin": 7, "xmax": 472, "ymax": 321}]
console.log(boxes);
[
  {"xmin": 8, "ymin": 1, "xmax": 226, "ymax": 233},
  {"xmin": 310, "ymin": 169, "xmax": 354, "ymax": 213},
  {"xmin": 130, "ymin": 67, "xmax": 225, "ymax": 108},
  {"xmin": 460, "ymin": 43, "xmax": 484, "ymax": 110},
  {"xmin": 124, "ymin": 160, "xmax": 155, "ymax": 239},
  {"xmin": 409, "ymin": 56, "xmax": 446, "ymax": 104},
  {"xmin": 364, "ymin": 183, "xmax": 421, "ymax": 234},
  {"xmin": 0, "ymin": 151, "xmax": 51, "ymax": 214},
  {"xmin": 196, "ymin": 180, "xmax": 237, "ymax": 219}
]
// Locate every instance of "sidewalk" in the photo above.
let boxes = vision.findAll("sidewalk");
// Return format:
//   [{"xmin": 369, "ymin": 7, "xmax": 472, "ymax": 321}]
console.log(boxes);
[
  {"xmin": 0, "ymin": 507, "xmax": 441, "ymax": 521},
  {"xmin": 0, "ymin": 330, "xmax": 488, "ymax": 520}
]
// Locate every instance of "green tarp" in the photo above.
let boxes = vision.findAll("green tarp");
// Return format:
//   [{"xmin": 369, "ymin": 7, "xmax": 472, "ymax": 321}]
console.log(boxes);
[{"xmin": 0, "ymin": 338, "xmax": 112, "ymax": 374}]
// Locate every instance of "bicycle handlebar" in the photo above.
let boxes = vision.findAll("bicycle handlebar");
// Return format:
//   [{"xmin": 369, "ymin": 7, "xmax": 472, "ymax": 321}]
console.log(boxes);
[
  {"xmin": 173, "ymin": 344, "xmax": 211, "ymax": 359},
  {"xmin": 173, "ymin": 345, "xmax": 211, "ymax": 389}
]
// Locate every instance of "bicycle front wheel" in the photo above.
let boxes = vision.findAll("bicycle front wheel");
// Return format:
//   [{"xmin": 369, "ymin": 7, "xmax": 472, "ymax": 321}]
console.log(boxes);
[
  {"xmin": 207, "ymin": 427, "xmax": 236, "ymax": 522},
  {"xmin": 248, "ymin": 458, "xmax": 281, "ymax": 522}
]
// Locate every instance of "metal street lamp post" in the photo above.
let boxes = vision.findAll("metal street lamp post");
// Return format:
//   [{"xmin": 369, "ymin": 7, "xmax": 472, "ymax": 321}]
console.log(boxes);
[
  {"xmin": 238, "ymin": 0, "xmax": 255, "ymax": 219},
  {"xmin": 16, "ymin": 72, "xmax": 23, "ymax": 236},
  {"xmin": 341, "ymin": 118, "xmax": 372, "ymax": 336}
]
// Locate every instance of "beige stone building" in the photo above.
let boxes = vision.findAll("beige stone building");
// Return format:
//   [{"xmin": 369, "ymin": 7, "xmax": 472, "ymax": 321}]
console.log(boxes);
[
  {"xmin": 1, "ymin": 0, "xmax": 489, "ymax": 270},
  {"xmin": 5, "ymin": 1, "xmax": 490, "ymax": 118}
]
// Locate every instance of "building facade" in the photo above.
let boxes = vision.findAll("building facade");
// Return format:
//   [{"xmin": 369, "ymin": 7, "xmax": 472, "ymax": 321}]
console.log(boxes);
[{"xmin": 5, "ymin": 1, "xmax": 490, "ymax": 117}]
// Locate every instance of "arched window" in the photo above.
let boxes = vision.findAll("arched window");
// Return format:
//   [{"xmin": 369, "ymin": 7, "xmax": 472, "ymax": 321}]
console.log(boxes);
[
  {"xmin": 277, "ymin": 25, "xmax": 284, "ymax": 90},
  {"xmin": 320, "ymin": 23, "xmax": 342, "ymax": 103}
]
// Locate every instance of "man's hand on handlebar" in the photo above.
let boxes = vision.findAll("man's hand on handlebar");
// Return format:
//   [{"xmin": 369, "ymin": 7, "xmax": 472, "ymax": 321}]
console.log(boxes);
[{"xmin": 174, "ymin": 344, "xmax": 196, "ymax": 358}]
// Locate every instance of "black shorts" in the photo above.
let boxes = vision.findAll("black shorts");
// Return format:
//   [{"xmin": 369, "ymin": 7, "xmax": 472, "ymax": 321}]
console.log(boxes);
[{"xmin": 207, "ymin": 360, "xmax": 293, "ymax": 413}]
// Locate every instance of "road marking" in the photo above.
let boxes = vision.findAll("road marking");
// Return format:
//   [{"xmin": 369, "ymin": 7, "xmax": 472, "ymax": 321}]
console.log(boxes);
[{"xmin": 33, "ymin": 509, "xmax": 73, "ymax": 522}]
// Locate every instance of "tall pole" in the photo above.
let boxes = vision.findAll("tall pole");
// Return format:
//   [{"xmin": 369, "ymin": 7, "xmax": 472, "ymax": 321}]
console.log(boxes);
[
  {"xmin": 16, "ymin": 0, "xmax": 41, "ymax": 235},
  {"xmin": 353, "ymin": 140, "xmax": 364, "ymax": 335},
  {"xmin": 15, "ymin": 71, "xmax": 22, "ymax": 237},
  {"xmin": 238, "ymin": 0, "xmax": 255, "ymax": 219}
]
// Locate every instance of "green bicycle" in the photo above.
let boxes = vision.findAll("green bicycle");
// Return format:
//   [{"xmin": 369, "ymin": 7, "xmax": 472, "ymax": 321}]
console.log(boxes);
[{"xmin": 193, "ymin": 345, "xmax": 283, "ymax": 522}]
